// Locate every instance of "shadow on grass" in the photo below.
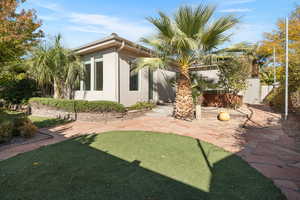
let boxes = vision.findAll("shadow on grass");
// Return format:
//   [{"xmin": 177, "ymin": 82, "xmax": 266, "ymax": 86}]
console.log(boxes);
[
  {"xmin": 0, "ymin": 132, "xmax": 286, "ymax": 200},
  {"xmin": 31, "ymin": 117, "xmax": 72, "ymax": 129}
]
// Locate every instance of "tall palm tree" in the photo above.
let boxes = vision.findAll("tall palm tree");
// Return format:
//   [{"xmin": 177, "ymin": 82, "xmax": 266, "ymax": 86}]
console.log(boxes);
[
  {"xmin": 134, "ymin": 4, "xmax": 238, "ymax": 120},
  {"xmin": 28, "ymin": 34, "xmax": 83, "ymax": 99}
]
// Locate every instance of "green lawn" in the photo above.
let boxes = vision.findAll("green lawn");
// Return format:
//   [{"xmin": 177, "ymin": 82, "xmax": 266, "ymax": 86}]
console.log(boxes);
[
  {"xmin": 0, "ymin": 110, "xmax": 69, "ymax": 128},
  {"xmin": 0, "ymin": 131, "xmax": 285, "ymax": 200}
]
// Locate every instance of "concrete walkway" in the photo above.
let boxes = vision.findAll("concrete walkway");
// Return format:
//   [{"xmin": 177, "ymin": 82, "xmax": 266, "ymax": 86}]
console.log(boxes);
[{"xmin": 0, "ymin": 105, "xmax": 299, "ymax": 199}]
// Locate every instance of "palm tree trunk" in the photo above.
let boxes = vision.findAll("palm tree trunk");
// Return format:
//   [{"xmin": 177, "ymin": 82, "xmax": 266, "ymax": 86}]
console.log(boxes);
[{"xmin": 174, "ymin": 73, "xmax": 194, "ymax": 120}]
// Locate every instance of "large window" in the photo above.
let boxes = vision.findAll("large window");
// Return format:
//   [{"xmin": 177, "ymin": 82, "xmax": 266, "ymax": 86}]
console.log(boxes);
[
  {"xmin": 95, "ymin": 61, "xmax": 103, "ymax": 91},
  {"xmin": 84, "ymin": 63, "xmax": 91, "ymax": 91},
  {"xmin": 129, "ymin": 68, "xmax": 139, "ymax": 91}
]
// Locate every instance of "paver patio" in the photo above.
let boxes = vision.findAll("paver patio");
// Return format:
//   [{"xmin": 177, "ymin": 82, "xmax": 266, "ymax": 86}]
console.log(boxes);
[{"xmin": 0, "ymin": 104, "xmax": 299, "ymax": 199}]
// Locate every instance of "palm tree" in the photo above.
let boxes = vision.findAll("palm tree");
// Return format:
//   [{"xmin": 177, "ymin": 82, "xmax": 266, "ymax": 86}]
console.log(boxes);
[
  {"xmin": 134, "ymin": 4, "xmax": 238, "ymax": 120},
  {"xmin": 28, "ymin": 34, "xmax": 83, "ymax": 99},
  {"xmin": 218, "ymin": 42, "xmax": 266, "ymax": 77}
]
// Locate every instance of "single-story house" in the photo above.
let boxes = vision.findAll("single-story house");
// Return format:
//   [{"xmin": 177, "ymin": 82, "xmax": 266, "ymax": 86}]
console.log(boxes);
[
  {"xmin": 73, "ymin": 33, "xmax": 262, "ymax": 106},
  {"xmin": 73, "ymin": 33, "xmax": 179, "ymax": 106}
]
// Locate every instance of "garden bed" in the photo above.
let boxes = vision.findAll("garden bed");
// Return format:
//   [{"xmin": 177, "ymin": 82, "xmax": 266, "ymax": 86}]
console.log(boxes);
[{"xmin": 29, "ymin": 98, "xmax": 155, "ymax": 122}]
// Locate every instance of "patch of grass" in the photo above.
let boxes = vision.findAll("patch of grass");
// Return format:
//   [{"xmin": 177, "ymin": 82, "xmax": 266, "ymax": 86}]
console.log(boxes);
[
  {"xmin": 28, "ymin": 116, "xmax": 71, "ymax": 128},
  {"xmin": 0, "ymin": 110, "xmax": 69, "ymax": 129},
  {"xmin": 0, "ymin": 131, "xmax": 285, "ymax": 200}
]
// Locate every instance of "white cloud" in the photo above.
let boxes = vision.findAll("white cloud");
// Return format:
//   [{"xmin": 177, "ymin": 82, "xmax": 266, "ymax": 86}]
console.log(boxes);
[
  {"xmin": 224, "ymin": 0, "xmax": 256, "ymax": 5},
  {"xmin": 29, "ymin": 0, "xmax": 64, "ymax": 12},
  {"xmin": 39, "ymin": 15, "xmax": 61, "ymax": 21},
  {"xmin": 66, "ymin": 25, "xmax": 108, "ymax": 35},
  {"xmin": 68, "ymin": 13, "xmax": 153, "ymax": 41},
  {"xmin": 220, "ymin": 8, "xmax": 252, "ymax": 13}
]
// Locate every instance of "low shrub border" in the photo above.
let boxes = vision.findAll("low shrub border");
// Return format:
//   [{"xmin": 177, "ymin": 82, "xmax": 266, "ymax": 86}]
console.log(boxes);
[
  {"xmin": 29, "ymin": 98, "xmax": 126, "ymax": 113},
  {"xmin": 29, "ymin": 98, "xmax": 155, "ymax": 122},
  {"xmin": 127, "ymin": 102, "xmax": 156, "ymax": 111}
]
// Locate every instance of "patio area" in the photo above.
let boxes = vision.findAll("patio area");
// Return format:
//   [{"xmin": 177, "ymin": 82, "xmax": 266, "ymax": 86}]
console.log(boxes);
[{"xmin": 0, "ymin": 104, "xmax": 299, "ymax": 199}]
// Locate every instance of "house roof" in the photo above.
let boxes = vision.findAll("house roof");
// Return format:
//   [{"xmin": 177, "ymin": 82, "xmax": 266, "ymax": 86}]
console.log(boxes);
[{"xmin": 73, "ymin": 33, "xmax": 153, "ymax": 56}]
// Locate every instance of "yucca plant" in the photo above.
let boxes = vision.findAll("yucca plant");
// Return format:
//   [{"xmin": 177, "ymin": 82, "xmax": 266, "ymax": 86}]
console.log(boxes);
[
  {"xmin": 134, "ymin": 4, "xmax": 238, "ymax": 120},
  {"xmin": 28, "ymin": 34, "xmax": 83, "ymax": 99}
]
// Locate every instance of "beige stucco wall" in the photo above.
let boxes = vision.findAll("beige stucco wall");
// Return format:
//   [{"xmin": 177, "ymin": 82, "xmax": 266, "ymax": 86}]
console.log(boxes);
[
  {"xmin": 74, "ymin": 49, "xmax": 118, "ymax": 102},
  {"xmin": 153, "ymin": 69, "xmax": 176, "ymax": 103},
  {"xmin": 119, "ymin": 54, "xmax": 149, "ymax": 106}
]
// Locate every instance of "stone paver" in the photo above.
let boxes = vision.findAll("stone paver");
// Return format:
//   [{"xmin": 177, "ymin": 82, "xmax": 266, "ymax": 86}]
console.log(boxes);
[{"xmin": 0, "ymin": 104, "xmax": 299, "ymax": 199}]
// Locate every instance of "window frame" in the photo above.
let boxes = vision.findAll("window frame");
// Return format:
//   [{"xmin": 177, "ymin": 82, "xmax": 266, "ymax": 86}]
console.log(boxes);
[
  {"xmin": 83, "ymin": 62, "xmax": 91, "ymax": 91},
  {"xmin": 129, "ymin": 65, "xmax": 139, "ymax": 91},
  {"xmin": 94, "ymin": 59, "xmax": 104, "ymax": 91}
]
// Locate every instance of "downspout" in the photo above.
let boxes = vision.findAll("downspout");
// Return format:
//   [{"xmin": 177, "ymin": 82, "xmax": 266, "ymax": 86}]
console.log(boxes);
[{"xmin": 116, "ymin": 41, "xmax": 125, "ymax": 103}]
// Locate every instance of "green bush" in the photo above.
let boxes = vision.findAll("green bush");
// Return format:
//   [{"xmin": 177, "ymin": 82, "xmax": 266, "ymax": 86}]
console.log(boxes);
[
  {"xmin": 0, "ymin": 73, "xmax": 38, "ymax": 104},
  {"xmin": 264, "ymin": 87, "xmax": 285, "ymax": 112},
  {"xmin": 29, "ymin": 98, "xmax": 126, "ymax": 113},
  {"xmin": 0, "ymin": 121, "xmax": 14, "ymax": 143},
  {"xmin": 0, "ymin": 116, "xmax": 37, "ymax": 143},
  {"xmin": 128, "ymin": 102, "xmax": 156, "ymax": 111}
]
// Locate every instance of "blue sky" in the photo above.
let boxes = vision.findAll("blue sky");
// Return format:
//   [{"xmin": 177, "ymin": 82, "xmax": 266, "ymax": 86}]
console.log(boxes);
[{"xmin": 21, "ymin": 0, "xmax": 297, "ymax": 48}]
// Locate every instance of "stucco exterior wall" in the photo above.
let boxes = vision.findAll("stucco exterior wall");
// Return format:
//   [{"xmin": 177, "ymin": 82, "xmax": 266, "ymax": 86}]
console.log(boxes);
[
  {"xmin": 119, "ymin": 54, "xmax": 149, "ymax": 106},
  {"xmin": 153, "ymin": 69, "xmax": 176, "ymax": 103},
  {"xmin": 242, "ymin": 78, "xmax": 261, "ymax": 104},
  {"xmin": 74, "ymin": 49, "xmax": 118, "ymax": 102},
  {"xmin": 197, "ymin": 69, "xmax": 220, "ymax": 83}
]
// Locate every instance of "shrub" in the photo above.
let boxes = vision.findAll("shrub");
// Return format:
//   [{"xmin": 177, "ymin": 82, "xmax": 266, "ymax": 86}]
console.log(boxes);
[
  {"xmin": 128, "ymin": 102, "xmax": 156, "ymax": 111},
  {"xmin": 29, "ymin": 98, "xmax": 126, "ymax": 113},
  {"xmin": 0, "ymin": 115, "xmax": 37, "ymax": 143},
  {"xmin": 264, "ymin": 87, "xmax": 285, "ymax": 112},
  {"xmin": 18, "ymin": 118, "xmax": 37, "ymax": 138},
  {"xmin": 0, "ymin": 73, "xmax": 38, "ymax": 104},
  {"xmin": 0, "ymin": 120, "xmax": 14, "ymax": 143}
]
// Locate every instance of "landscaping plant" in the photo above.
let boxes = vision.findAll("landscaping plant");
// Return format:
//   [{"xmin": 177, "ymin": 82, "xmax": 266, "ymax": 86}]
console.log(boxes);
[{"xmin": 134, "ymin": 4, "xmax": 238, "ymax": 120}]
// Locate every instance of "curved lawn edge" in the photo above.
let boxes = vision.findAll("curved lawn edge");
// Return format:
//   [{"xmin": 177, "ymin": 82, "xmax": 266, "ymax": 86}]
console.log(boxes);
[{"xmin": 0, "ymin": 130, "xmax": 286, "ymax": 200}]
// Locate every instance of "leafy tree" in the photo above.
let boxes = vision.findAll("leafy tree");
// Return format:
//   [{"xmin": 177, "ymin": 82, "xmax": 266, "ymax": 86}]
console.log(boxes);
[
  {"xmin": 134, "ymin": 4, "xmax": 238, "ymax": 120},
  {"xmin": 259, "ymin": 5, "xmax": 300, "ymax": 91},
  {"xmin": 218, "ymin": 57, "xmax": 251, "ymax": 106},
  {"xmin": 28, "ymin": 35, "xmax": 83, "ymax": 99},
  {"xmin": 259, "ymin": 66, "xmax": 282, "ymax": 86},
  {"xmin": 0, "ymin": 70, "xmax": 38, "ymax": 104},
  {"xmin": 0, "ymin": 0, "xmax": 43, "ymax": 66}
]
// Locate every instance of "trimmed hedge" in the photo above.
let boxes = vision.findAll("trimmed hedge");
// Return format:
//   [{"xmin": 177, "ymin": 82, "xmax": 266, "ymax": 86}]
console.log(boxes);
[
  {"xmin": 128, "ymin": 102, "xmax": 156, "ymax": 111},
  {"xmin": 29, "ymin": 98, "xmax": 126, "ymax": 113}
]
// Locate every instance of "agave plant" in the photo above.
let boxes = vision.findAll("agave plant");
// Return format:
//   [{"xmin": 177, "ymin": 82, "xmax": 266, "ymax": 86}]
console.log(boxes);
[{"xmin": 134, "ymin": 4, "xmax": 238, "ymax": 120}]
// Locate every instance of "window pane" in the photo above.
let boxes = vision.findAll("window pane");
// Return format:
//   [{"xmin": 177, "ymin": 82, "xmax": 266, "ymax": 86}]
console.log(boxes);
[
  {"xmin": 95, "ymin": 61, "xmax": 103, "ymax": 91},
  {"xmin": 130, "ymin": 70, "xmax": 139, "ymax": 91},
  {"xmin": 84, "ymin": 63, "xmax": 91, "ymax": 91}
]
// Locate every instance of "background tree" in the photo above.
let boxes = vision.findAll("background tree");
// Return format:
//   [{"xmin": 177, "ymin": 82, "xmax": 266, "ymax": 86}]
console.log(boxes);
[
  {"xmin": 135, "ymin": 4, "xmax": 238, "ymax": 120},
  {"xmin": 259, "ymin": 5, "xmax": 300, "ymax": 112},
  {"xmin": 218, "ymin": 57, "xmax": 251, "ymax": 107},
  {"xmin": 0, "ymin": 0, "xmax": 43, "ymax": 66},
  {"xmin": 28, "ymin": 35, "xmax": 83, "ymax": 99},
  {"xmin": 218, "ymin": 42, "xmax": 266, "ymax": 77},
  {"xmin": 259, "ymin": 5, "xmax": 300, "ymax": 91}
]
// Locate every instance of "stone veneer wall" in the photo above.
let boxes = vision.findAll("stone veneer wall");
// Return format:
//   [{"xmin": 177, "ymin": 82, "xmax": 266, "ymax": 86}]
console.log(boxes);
[{"xmin": 30, "ymin": 104, "xmax": 147, "ymax": 122}]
